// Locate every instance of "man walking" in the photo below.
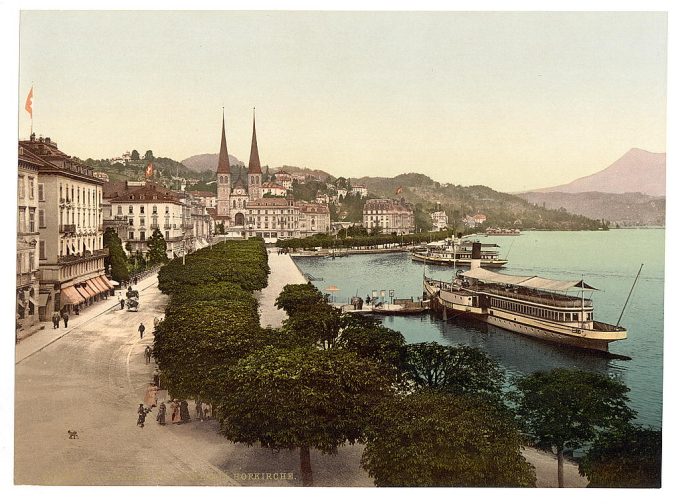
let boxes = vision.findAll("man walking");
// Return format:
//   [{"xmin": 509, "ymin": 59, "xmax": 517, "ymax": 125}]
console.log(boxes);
[
  {"xmin": 120, "ymin": 298, "xmax": 125, "ymax": 310},
  {"xmin": 138, "ymin": 322, "xmax": 145, "ymax": 339},
  {"xmin": 144, "ymin": 346, "xmax": 152, "ymax": 364},
  {"xmin": 52, "ymin": 311, "xmax": 60, "ymax": 329},
  {"xmin": 62, "ymin": 311, "xmax": 69, "ymax": 328}
]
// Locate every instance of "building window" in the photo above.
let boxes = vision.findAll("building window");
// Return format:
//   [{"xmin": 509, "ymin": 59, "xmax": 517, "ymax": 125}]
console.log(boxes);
[
  {"xmin": 28, "ymin": 177, "xmax": 35, "ymax": 199},
  {"xmin": 117, "ymin": 205, "xmax": 122, "ymax": 215},
  {"xmin": 165, "ymin": 206, "xmax": 169, "ymax": 214},
  {"xmin": 129, "ymin": 231, "xmax": 135, "ymax": 240},
  {"xmin": 29, "ymin": 209, "xmax": 35, "ymax": 232},
  {"xmin": 165, "ymin": 231, "xmax": 169, "ymax": 240},
  {"xmin": 18, "ymin": 176, "xmax": 25, "ymax": 199},
  {"xmin": 140, "ymin": 231, "xmax": 146, "ymax": 241},
  {"xmin": 140, "ymin": 217, "xmax": 145, "ymax": 226},
  {"xmin": 39, "ymin": 209, "xmax": 45, "ymax": 228},
  {"xmin": 140, "ymin": 206, "xmax": 145, "ymax": 214},
  {"xmin": 39, "ymin": 240, "xmax": 46, "ymax": 260},
  {"xmin": 129, "ymin": 205, "xmax": 134, "ymax": 214},
  {"xmin": 152, "ymin": 205, "xmax": 157, "ymax": 214},
  {"xmin": 38, "ymin": 183, "xmax": 45, "ymax": 201}
]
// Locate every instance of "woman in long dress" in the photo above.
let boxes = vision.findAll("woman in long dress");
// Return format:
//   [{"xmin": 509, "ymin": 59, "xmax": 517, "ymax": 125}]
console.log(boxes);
[
  {"xmin": 169, "ymin": 400, "xmax": 179, "ymax": 424},
  {"xmin": 156, "ymin": 402, "xmax": 166, "ymax": 425}
]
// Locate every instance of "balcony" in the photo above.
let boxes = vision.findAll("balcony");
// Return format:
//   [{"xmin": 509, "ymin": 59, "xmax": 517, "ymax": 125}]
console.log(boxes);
[
  {"xmin": 164, "ymin": 224, "xmax": 172, "ymax": 229},
  {"xmin": 60, "ymin": 224, "xmax": 76, "ymax": 234},
  {"xmin": 151, "ymin": 224, "xmax": 160, "ymax": 230},
  {"xmin": 58, "ymin": 247, "xmax": 109, "ymax": 265}
]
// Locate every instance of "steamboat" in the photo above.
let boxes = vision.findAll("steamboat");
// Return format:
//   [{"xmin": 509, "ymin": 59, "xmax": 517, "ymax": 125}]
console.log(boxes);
[
  {"xmin": 423, "ymin": 243, "xmax": 627, "ymax": 352},
  {"xmin": 411, "ymin": 235, "xmax": 508, "ymax": 268}
]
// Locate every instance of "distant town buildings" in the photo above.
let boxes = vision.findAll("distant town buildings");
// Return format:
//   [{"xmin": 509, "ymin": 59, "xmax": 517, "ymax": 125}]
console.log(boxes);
[
  {"xmin": 350, "ymin": 184, "xmax": 367, "ymax": 197},
  {"xmin": 92, "ymin": 171, "xmax": 110, "ymax": 182},
  {"xmin": 18, "ymin": 135, "xmax": 112, "ymax": 324},
  {"xmin": 463, "ymin": 213, "xmax": 487, "ymax": 227},
  {"xmin": 363, "ymin": 198, "xmax": 415, "ymax": 235},
  {"xmin": 261, "ymin": 181, "xmax": 287, "ymax": 197},
  {"xmin": 430, "ymin": 210, "xmax": 449, "ymax": 231},
  {"xmin": 109, "ymin": 151, "xmax": 132, "ymax": 165},
  {"xmin": 272, "ymin": 170, "xmax": 293, "ymax": 190}
]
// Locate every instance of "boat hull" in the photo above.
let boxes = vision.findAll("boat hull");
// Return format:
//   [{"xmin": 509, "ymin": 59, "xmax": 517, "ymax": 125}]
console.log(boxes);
[{"xmin": 424, "ymin": 280, "xmax": 625, "ymax": 353}]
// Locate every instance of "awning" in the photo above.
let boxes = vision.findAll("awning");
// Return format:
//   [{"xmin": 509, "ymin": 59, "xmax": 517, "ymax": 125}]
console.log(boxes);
[
  {"xmin": 38, "ymin": 293, "xmax": 50, "ymax": 306},
  {"xmin": 107, "ymin": 278, "xmax": 120, "ymax": 287},
  {"xmin": 91, "ymin": 277, "xmax": 108, "ymax": 294},
  {"xmin": 464, "ymin": 267, "xmax": 598, "ymax": 291},
  {"xmin": 75, "ymin": 285, "xmax": 93, "ymax": 300},
  {"xmin": 85, "ymin": 280, "xmax": 101, "ymax": 296},
  {"xmin": 99, "ymin": 276, "xmax": 115, "ymax": 290},
  {"xmin": 61, "ymin": 286, "xmax": 85, "ymax": 305}
]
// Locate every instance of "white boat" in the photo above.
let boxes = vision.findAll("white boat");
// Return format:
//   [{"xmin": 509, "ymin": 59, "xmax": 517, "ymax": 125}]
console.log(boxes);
[
  {"xmin": 422, "ymin": 246, "xmax": 626, "ymax": 352},
  {"xmin": 411, "ymin": 236, "xmax": 508, "ymax": 268}
]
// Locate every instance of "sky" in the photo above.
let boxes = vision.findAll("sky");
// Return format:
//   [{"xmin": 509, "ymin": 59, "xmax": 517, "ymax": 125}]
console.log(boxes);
[{"xmin": 18, "ymin": 10, "xmax": 667, "ymax": 192}]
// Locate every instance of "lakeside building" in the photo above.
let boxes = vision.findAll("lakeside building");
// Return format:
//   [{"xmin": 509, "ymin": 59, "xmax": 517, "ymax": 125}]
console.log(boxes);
[
  {"xmin": 363, "ymin": 198, "xmax": 415, "ymax": 235},
  {"xmin": 17, "ymin": 145, "xmax": 41, "ymax": 329},
  {"xmin": 298, "ymin": 202, "xmax": 331, "ymax": 236},
  {"xmin": 107, "ymin": 182, "xmax": 190, "ymax": 258},
  {"xmin": 350, "ymin": 184, "xmax": 368, "ymax": 197},
  {"xmin": 431, "ymin": 210, "xmax": 449, "ymax": 231},
  {"xmin": 19, "ymin": 135, "xmax": 111, "ymax": 317},
  {"xmin": 261, "ymin": 181, "xmax": 287, "ymax": 197}
]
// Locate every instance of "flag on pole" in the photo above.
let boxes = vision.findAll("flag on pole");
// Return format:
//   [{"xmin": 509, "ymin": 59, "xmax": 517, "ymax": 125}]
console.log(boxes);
[
  {"xmin": 25, "ymin": 86, "xmax": 33, "ymax": 119},
  {"xmin": 145, "ymin": 162, "xmax": 154, "ymax": 178}
]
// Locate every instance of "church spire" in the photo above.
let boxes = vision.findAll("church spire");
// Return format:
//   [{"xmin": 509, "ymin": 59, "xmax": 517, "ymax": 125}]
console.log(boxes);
[
  {"xmin": 217, "ymin": 108, "xmax": 230, "ymax": 174},
  {"xmin": 248, "ymin": 107, "xmax": 262, "ymax": 174}
]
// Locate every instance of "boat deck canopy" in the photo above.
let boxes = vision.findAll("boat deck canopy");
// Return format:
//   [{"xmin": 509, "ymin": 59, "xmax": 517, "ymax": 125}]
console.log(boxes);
[{"xmin": 464, "ymin": 268, "xmax": 598, "ymax": 291}]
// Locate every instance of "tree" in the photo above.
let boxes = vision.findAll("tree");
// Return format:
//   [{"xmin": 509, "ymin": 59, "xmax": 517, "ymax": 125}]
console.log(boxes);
[
  {"xmin": 579, "ymin": 425, "xmax": 661, "ymax": 488},
  {"xmin": 131, "ymin": 149, "xmax": 140, "ymax": 160},
  {"xmin": 217, "ymin": 346, "xmax": 392, "ymax": 486},
  {"xmin": 144, "ymin": 150, "xmax": 154, "ymax": 160},
  {"xmin": 146, "ymin": 228, "xmax": 168, "ymax": 266},
  {"xmin": 405, "ymin": 342, "xmax": 504, "ymax": 400},
  {"xmin": 361, "ymin": 391, "xmax": 536, "ymax": 487},
  {"xmin": 275, "ymin": 283, "xmax": 325, "ymax": 317},
  {"xmin": 512, "ymin": 369, "xmax": 635, "ymax": 487},
  {"xmin": 103, "ymin": 228, "xmax": 129, "ymax": 282}
]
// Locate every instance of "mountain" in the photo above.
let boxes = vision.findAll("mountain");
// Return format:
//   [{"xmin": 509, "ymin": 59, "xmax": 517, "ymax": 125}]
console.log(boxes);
[
  {"xmin": 352, "ymin": 173, "xmax": 606, "ymax": 231},
  {"xmin": 518, "ymin": 191, "xmax": 665, "ymax": 227},
  {"xmin": 181, "ymin": 153, "xmax": 244, "ymax": 173},
  {"xmin": 531, "ymin": 148, "xmax": 665, "ymax": 196},
  {"xmin": 276, "ymin": 165, "xmax": 334, "ymax": 182}
]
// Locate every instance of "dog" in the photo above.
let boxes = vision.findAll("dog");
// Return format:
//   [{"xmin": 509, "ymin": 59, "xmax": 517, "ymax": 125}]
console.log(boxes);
[{"xmin": 67, "ymin": 430, "xmax": 79, "ymax": 439}]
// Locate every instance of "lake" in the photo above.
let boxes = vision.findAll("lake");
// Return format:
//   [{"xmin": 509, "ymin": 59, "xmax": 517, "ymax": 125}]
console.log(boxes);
[{"xmin": 292, "ymin": 229, "xmax": 664, "ymax": 428}]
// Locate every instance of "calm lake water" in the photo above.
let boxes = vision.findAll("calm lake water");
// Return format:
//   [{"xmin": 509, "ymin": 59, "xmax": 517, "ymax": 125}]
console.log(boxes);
[{"xmin": 293, "ymin": 229, "xmax": 664, "ymax": 428}]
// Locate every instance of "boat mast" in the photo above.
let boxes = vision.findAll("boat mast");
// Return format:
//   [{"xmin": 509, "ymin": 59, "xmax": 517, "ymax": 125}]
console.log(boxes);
[{"xmin": 616, "ymin": 263, "xmax": 644, "ymax": 327}]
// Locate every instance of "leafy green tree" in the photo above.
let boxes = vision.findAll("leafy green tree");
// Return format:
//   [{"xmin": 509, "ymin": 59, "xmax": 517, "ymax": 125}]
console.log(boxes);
[
  {"xmin": 405, "ymin": 342, "xmax": 504, "ymax": 400},
  {"xmin": 144, "ymin": 150, "xmax": 154, "ymax": 160},
  {"xmin": 103, "ymin": 227, "xmax": 129, "ymax": 282},
  {"xmin": 361, "ymin": 391, "xmax": 536, "ymax": 487},
  {"xmin": 131, "ymin": 149, "xmax": 140, "ymax": 160},
  {"xmin": 335, "ymin": 176, "xmax": 347, "ymax": 189},
  {"xmin": 275, "ymin": 283, "xmax": 325, "ymax": 317},
  {"xmin": 512, "ymin": 368, "xmax": 635, "ymax": 487},
  {"xmin": 217, "ymin": 346, "xmax": 392, "ymax": 486},
  {"xmin": 579, "ymin": 425, "xmax": 661, "ymax": 488},
  {"xmin": 146, "ymin": 228, "xmax": 168, "ymax": 266}
]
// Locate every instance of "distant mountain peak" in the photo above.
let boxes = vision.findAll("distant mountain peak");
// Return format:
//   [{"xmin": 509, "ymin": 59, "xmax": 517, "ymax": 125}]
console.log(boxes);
[
  {"xmin": 181, "ymin": 153, "xmax": 244, "ymax": 173},
  {"xmin": 529, "ymin": 148, "xmax": 666, "ymax": 197}
]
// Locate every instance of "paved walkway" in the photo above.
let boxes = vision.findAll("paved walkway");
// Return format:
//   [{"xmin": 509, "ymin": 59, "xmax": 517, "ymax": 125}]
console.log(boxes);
[{"xmin": 255, "ymin": 250, "xmax": 307, "ymax": 329}]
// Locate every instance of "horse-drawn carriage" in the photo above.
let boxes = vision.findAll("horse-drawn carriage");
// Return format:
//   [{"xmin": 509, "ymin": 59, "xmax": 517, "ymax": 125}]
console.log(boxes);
[{"xmin": 126, "ymin": 287, "xmax": 140, "ymax": 311}]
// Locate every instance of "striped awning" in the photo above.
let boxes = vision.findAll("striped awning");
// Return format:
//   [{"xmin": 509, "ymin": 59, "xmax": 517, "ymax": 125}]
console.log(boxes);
[
  {"xmin": 61, "ymin": 286, "xmax": 85, "ymax": 305},
  {"xmin": 90, "ymin": 277, "xmax": 108, "ymax": 294},
  {"xmin": 85, "ymin": 280, "xmax": 101, "ymax": 296},
  {"xmin": 100, "ymin": 276, "xmax": 115, "ymax": 290}
]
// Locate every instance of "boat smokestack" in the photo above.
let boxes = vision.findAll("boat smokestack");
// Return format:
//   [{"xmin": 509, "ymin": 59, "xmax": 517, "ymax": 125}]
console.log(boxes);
[{"xmin": 470, "ymin": 242, "xmax": 482, "ymax": 270}]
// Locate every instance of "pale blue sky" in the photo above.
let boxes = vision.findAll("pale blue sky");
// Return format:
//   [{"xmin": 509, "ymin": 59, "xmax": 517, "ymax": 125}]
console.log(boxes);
[{"xmin": 18, "ymin": 11, "xmax": 667, "ymax": 191}]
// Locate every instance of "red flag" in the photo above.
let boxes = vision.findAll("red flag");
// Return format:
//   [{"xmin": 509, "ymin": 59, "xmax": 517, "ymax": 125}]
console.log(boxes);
[
  {"xmin": 145, "ymin": 162, "xmax": 154, "ymax": 178},
  {"xmin": 395, "ymin": 186, "xmax": 403, "ymax": 195},
  {"xmin": 25, "ymin": 86, "xmax": 33, "ymax": 119}
]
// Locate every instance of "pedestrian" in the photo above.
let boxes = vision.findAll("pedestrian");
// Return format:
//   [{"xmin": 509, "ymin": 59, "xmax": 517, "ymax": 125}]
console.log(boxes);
[
  {"xmin": 203, "ymin": 403, "xmax": 211, "ymax": 420},
  {"xmin": 144, "ymin": 346, "xmax": 152, "ymax": 364},
  {"xmin": 195, "ymin": 399, "xmax": 203, "ymax": 421},
  {"xmin": 138, "ymin": 322, "xmax": 145, "ymax": 339},
  {"xmin": 120, "ymin": 298, "xmax": 125, "ymax": 310},
  {"xmin": 156, "ymin": 402, "xmax": 166, "ymax": 426},
  {"xmin": 137, "ymin": 403, "xmax": 146, "ymax": 428},
  {"xmin": 170, "ymin": 400, "xmax": 179, "ymax": 424},
  {"xmin": 74, "ymin": 305, "xmax": 80, "ymax": 315},
  {"xmin": 51, "ymin": 311, "xmax": 60, "ymax": 329},
  {"xmin": 179, "ymin": 400, "xmax": 191, "ymax": 423},
  {"xmin": 152, "ymin": 369, "xmax": 160, "ymax": 388},
  {"xmin": 62, "ymin": 311, "xmax": 69, "ymax": 328}
]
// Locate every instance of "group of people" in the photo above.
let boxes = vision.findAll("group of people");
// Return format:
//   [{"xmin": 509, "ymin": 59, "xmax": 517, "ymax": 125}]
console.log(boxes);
[
  {"xmin": 141, "ymin": 399, "xmax": 212, "ymax": 427},
  {"xmin": 51, "ymin": 310, "xmax": 69, "ymax": 329}
]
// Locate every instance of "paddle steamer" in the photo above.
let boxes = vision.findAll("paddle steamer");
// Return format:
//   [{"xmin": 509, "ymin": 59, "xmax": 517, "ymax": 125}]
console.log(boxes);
[
  {"xmin": 423, "ymin": 243, "xmax": 627, "ymax": 352},
  {"xmin": 411, "ymin": 236, "xmax": 508, "ymax": 268}
]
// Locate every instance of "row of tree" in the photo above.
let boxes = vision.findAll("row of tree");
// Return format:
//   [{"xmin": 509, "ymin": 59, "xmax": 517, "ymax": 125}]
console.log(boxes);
[
  {"xmin": 276, "ymin": 229, "xmax": 453, "ymax": 250},
  {"xmin": 152, "ymin": 246, "xmax": 660, "ymax": 487}
]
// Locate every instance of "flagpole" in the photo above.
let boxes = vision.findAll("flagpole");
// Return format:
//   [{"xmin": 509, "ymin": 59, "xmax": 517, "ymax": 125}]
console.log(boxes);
[{"xmin": 30, "ymin": 82, "xmax": 34, "ymax": 137}]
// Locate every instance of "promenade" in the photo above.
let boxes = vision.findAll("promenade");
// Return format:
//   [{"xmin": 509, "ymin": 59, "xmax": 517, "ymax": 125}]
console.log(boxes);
[{"xmin": 256, "ymin": 250, "xmax": 307, "ymax": 328}]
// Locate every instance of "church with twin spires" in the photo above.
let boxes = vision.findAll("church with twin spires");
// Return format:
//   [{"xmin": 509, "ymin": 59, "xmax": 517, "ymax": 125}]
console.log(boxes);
[
  {"xmin": 215, "ymin": 111, "xmax": 264, "ymax": 227},
  {"xmin": 212, "ymin": 111, "xmax": 331, "ymax": 240}
]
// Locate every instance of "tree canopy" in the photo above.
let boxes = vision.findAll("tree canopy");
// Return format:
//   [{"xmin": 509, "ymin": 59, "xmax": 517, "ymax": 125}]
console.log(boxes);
[
  {"xmin": 217, "ymin": 346, "xmax": 392, "ymax": 486},
  {"xmin": 579, "ymin": 425, "xmax": 662, "ymax": 488},
  {"xmin": 131, "ymin": 149, "xmax": 140, "ymax": 160},
  {"xmin": 146, "ymin": 228, "xmax": 168, "ymax": 266},
  {"xmin": 512, "ymin": 368, "xmax": 635, "ymax": 487},
  {"xmin": 103, "ymin": 227, "xmax": 129, "ymax": 282},
  {"xmin": 361, "ymin": 391, "xmax": 536, "ymax": 487}
]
